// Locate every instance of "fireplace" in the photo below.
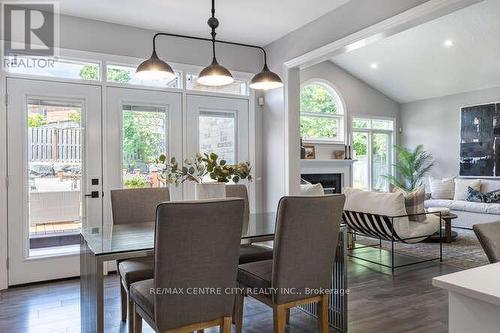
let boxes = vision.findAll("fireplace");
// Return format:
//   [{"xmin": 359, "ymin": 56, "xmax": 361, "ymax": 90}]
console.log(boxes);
[{"xmin": 301, "ymin": 173, "xmax": 342, "ymax": 194}]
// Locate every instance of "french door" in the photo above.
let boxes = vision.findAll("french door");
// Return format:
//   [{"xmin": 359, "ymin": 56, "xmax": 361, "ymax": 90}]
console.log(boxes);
[
  {"xmin": 104, "ymin": 87, "xmax": 182, "ymax": 224},
  {"xmin": 6, "ymin": 78, "xmax": 102, "ymax": 285},
  {"xmin": 185, "ymin": 94, "xmax": 249, "ymax": 199}
]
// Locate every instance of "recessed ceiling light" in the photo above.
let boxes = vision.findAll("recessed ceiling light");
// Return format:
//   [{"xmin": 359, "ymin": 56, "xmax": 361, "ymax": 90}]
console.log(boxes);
[
  {"xmin": 370, "ymin": 63, "xmax": 378, "ymax": 69},
  {"xmin": 443, "ymin": 40, "xmax": 454, "ymax": 47}
]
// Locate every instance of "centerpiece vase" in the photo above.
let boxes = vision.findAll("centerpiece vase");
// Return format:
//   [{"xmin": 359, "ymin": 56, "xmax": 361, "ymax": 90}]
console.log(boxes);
[{"xmin": 195, "ymin": 182, "xmax": 226, "ymax": 200}]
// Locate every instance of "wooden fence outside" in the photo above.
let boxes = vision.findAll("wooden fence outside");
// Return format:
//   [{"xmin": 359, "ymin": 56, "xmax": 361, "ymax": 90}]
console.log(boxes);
[{"xmin": 29, "ymin": 127, "xmax": 81, "ymax": 163}]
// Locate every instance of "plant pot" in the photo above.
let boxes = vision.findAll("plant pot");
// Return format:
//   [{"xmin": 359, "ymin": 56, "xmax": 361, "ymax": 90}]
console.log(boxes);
[{"xmin": 195, "ymin": 182, "xmax": 226, "ymax": 200}]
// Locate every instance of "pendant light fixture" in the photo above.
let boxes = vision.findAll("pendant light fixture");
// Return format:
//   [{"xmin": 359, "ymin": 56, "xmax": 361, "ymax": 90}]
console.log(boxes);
[
  {"xmin": 197, "ymin": 0, "xmax": 234, "ymax": 86},
  {"xmin": 136, "ymin": 0, "xmax": 283, "ymax": 90}
]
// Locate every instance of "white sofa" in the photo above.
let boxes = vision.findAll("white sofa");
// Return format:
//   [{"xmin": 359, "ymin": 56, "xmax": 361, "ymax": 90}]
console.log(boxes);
[{"xmin": 425, "ymin": 179, "xmax": 500, "ymax": 229}]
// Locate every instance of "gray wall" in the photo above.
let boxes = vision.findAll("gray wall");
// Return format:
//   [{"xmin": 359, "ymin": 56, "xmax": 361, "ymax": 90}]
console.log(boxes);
[
  {"xmin": 301, "ymin": 61, "xmax": 400, "ymax": 159},
  {"xmin": 401, "ymin": 86, "xmax": 500, "ymax": 178},
  {"xmin": 261, "ymin": 0, "xmax": 429, "ymax": 211}
]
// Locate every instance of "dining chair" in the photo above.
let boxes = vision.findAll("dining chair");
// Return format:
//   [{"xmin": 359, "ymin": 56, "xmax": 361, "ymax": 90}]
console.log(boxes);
[
  {"xmin": 129, "ymin": 198, "xmax": 245, "ymax": 333},
  {"xmin": 234, "ymin": 195, "xmax": 345, "ymax": 333},
  {"xmin": 226, "ymin": 184, "xmax": 274, "ymax": 264},
  {"xmin": 473, "ymin": 221, "xmax": 500, "ymax": 263},
  {"xmin": 110, "ymin": 187, "xmax": 170, "ymax": 329}
]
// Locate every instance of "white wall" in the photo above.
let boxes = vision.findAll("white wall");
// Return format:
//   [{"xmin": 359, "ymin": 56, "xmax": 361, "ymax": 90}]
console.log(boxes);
[
  {"xmin": 261, "ymin": 0, "xmax": 429, "ymax": 212},
  {"xmin": 400, "ymin": 86, "xmax": 500, "ymax": 178},
  {"xmin": 300, "ymin": 61, "xmax": 400, "ymax": 159}
]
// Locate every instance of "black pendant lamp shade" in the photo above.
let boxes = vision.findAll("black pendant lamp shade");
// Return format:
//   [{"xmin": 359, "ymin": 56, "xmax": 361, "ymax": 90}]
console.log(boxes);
[
  {"xmin": 197, "ymin": 57, "xmax": 234, "ymax": 86},
  {"xmin": 250, "ymin": 64, "xmax": 284, "ymax": 90},
  {"xmin": 135, "ymin": 50, "xmax": 175, "ymax": 81}
]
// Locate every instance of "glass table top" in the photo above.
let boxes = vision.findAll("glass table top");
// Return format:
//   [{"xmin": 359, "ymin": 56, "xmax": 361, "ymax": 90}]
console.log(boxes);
[{"xmin": 81, "ymin": 212, "xmax": 276, "ymax": 256}]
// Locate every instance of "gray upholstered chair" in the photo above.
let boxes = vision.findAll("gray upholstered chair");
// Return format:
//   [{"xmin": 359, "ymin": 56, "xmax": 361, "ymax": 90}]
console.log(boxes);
[
  {"xmin": 473, "ymin": 221, "xmax": 500, "ymax": 263},
  {"xmin": 234, "ymin": 195, "xmax": 345, "ymax": 333},
  {"xmin": 226, "ymin": 184, "xmax": 274, "ymax": 264},
  {"xmin": 129, "ymin": 198, "xmax": 245, "ymax": 333},
  {"xmin": 110, "ymin": 187, "xmax": 170, "ymax": 329}
]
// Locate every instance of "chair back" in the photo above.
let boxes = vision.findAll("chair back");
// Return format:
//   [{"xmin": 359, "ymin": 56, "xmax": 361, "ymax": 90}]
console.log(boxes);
[
  {"xmin": 272, "ymin": 195, "xmax": 345, "ymax": 304},
  {"xmin": 226, "ymin": 184, "xmax": 249, "ymax": 223},
  {"xmin": 154, "ymin": 198, "xmax": 245, "ymax": 331},
  {"xmin": 110, "ymin": 187, "xmax": 170, "ymax": 225},
  {"xmin": 473, "ymin": 222, "xmax": 500, "ymax": 263}
]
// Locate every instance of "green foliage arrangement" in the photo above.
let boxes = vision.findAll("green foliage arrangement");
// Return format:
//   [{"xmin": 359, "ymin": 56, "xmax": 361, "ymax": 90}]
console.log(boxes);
[
  {"xmin": 382, "ymin": 144, "xmax": 434, "ymax": 192},
  {"xmin": 157, "ymin": 152, "xmax": 252, "ymax": 185}
]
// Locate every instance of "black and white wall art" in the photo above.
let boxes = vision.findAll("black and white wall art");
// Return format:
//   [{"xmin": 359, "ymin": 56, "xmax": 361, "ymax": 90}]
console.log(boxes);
[{"xmin": 460, "ymin": 103, "xmax": 500, "ymax": 177}]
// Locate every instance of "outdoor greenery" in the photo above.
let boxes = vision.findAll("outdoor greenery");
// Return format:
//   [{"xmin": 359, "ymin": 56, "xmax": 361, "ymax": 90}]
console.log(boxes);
[
  {"xmin": 124, "ymin": 176, "xmax": 149, "ymax": 189},
  {"xmin": 382, "ymin": 144, "xmax": 434, "ymax": 192},
  {"xmin": 122, "ymin": 111, "xmax": 165, "ymax": 171},
  {"xmin": 69, "ymin": 112, "xmax": 81, "ymax": 124},
  {"xmin": 157, "ymin": 153, "xmax": 252, "ymax": 185},
  {"xmin": 300, "ymin": 84, "xmax": 340, "ymax": 139},
  {"xmin": 28, "ymin": 114, "xmax": 47, "ymax": 127},
  {"xmin": 79, "ymin": 65, "xmax": 131, "ymax": 83}
]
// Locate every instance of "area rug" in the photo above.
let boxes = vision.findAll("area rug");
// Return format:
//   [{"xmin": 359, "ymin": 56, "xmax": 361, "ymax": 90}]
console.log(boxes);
[{"xmin": 355, "ymin": 228, "xmax": 489, "ymax": 269}]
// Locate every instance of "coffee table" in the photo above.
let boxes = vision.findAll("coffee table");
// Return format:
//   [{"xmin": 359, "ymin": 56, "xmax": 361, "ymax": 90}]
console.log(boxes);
[{"xmin": 428, "ymin": 212, "xmax": 458, "ymax": 243}]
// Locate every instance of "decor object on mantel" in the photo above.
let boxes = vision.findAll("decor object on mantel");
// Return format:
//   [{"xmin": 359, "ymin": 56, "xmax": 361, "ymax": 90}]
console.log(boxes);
[
  {"xmin": 303, "ymin": 145, "xmax": 316, "ymax": 159},
  {"xmin": 334, "ymin": 150, "xmax": 345, "ymax": 159},
  {"xmin": 383, "ymin": 144, "xmax": 434, "ymax": 192},
  {"xmin": 136, "ymin": 0, "xmax": 283, "ymax": 90},
  {"xmin": 460, "ymin": 102, "xmax": 500, "ymax": 176},
  {"xmin": 157, "ymin": 153, "xmax": 252, "ymax": 199}
]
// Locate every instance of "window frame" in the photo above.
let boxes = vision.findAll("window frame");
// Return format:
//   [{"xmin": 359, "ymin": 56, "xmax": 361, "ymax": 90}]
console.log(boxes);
[
  {"xmin": 352, "ymin": 116, "xmax": 396, "ymax": 192},
  {"xmin": 299, "ymin": 80, "xmax": 346, "ymax": 144}
]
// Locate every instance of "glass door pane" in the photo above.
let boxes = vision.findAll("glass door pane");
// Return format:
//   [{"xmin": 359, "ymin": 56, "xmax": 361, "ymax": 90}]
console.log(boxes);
[
  {"xmin": 122, "ymin": 105, "xmax": 167, "ymax": 189},
  {"xmin": 352, "ymin": 132, "xmax": 369, "ymax": 190},
  {"xmin": 199, "ymin": 111, "xmax": 236, "ymax": 164},
  {"xmin": 27, "ymin": 99, "xmax": 83, "ymax": 255},
  {"xmin": 372, "ymin": 132, "xmax": 391, "ymax": 192}
]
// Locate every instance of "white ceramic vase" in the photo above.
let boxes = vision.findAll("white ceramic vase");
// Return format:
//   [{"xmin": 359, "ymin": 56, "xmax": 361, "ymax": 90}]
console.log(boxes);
[{"xmin": 195, "ymin": 182, "xmax": 226, "ymax": 200}]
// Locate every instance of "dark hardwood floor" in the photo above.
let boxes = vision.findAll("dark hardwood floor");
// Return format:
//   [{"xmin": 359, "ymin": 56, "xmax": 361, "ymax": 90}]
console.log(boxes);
[{"xmin": 0, "ymin": 254, "xmax": 461, "ymax": 333}]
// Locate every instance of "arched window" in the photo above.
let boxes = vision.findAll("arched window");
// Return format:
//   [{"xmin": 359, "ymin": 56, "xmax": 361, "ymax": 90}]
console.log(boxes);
[{"xmin": 300, "ymin": 82, "xmax": 345, "ymax": 142}]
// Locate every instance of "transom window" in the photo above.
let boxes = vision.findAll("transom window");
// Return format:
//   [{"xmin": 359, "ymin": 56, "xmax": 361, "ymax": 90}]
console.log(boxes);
[{"xmin": 300, "ymin": 82, "xmax": 344, "ymax": 142}]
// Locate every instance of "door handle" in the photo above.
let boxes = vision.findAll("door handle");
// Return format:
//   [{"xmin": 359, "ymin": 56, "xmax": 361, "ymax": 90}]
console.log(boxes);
[{"xmin": 84, "ymin": 191, "xmax": 99, "ymax": 198}]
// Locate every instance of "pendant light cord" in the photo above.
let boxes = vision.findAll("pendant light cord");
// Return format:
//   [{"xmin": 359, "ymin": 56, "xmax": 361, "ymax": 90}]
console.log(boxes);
[{"xmin": 210, "ymin": 0, "xmax": 217, "ymax": 61}]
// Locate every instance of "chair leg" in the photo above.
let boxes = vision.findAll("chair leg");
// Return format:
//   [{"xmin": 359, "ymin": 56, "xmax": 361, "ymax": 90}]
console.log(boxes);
[
  {"xmin": 318, "ymin": 294, "xmax": 329, "ymax": 333},
  {"xmin": 220, "ymin": 317, "xmax": 231, "ymax": 333},
  {"xmin": 120, "ymin": 283, "xmax": 127, "ymax": 322},
  {"xmin": 128, "ymin": 295, "xmax": 134, "ymax": 333},
  {"xmin": 234, "ymin": 290, "xmax": 245, "ymax": 333},
  {"xmin": 133, "ymin": 303, "xmax": 142, "ymax": 333},
  {"xmin": 273, "ymin": 304, "xmax": 286, "ymax": 333},
  {"xmin": 285, "ymin": 308, "xmax": 291, "ymax": 324}
]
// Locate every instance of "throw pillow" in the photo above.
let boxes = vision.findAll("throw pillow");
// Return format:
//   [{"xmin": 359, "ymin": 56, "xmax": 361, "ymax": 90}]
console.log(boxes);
[
  {"xmin": 465, "ymin": 186, "xmax": 500, "ymax": 203},
  {"xmin": 429, "ymin": 177, "xmax": 455, "ymax": 199},
  {"xmin": 300, "ymin": 183, "xmax": 325, "ymax": 196},
  {"xmin": 454, "ymin": 179, "xmax": 481, "ymax": 201},
  {"xmin": 392, "ymin": 187, "xmax": 426, "ymax": 222}
]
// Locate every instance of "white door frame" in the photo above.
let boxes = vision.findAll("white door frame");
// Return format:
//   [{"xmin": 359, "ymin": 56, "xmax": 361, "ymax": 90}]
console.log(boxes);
[
  {"xmin": 5, "ymin": 77, "xmax": 102, "ymax": 285},
  {"xmin": 280, "ymin": 0, "xmax": 483, "ymax": 197}
]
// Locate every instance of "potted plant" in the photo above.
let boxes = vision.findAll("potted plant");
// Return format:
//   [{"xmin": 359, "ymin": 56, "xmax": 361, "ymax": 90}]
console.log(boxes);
[
  {"xmin": 157, "ymin": 152, "xmax": 252, "ymax": 199},
  {"xmin": 382, "ymin": 144, "xmax": 434, "ymax": 192}
]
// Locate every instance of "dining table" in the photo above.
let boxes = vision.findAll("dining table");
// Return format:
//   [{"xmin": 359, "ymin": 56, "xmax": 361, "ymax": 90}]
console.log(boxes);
[{"xmin": 80, "ymin": 212, "xmax": 348, "ymax": 333}]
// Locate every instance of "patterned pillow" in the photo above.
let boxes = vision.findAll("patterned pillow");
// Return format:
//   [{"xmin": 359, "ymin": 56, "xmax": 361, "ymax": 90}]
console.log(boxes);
[
  {"xmin": 392, "ymin": 187, "xmax": 426, "ymax": 222},
  {"xmin": 465, "ymin": 186, "xmax": 500, "ymax": 203}
]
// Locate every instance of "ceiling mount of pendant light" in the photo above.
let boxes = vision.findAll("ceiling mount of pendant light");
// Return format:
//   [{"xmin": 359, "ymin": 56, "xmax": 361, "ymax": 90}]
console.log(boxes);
[{"xmin": 136, "ymin": 0, "xmax": 283, "ymax": 90}]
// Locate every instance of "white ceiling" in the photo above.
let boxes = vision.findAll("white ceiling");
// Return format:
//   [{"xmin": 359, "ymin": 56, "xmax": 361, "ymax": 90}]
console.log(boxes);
[
  {"xmin": 331, "ymin": 0, "xmax": 500, "ymax": 103},
  {"xmin": 46, "ymin": 0, "xmax": 350, "ymax": 46}
]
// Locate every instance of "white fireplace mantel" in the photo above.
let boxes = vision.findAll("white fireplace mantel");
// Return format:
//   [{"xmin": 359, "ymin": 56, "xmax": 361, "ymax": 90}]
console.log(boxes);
[{"xmin": 300, "ymin": 159, "xmax": 356, "ymax": 189}]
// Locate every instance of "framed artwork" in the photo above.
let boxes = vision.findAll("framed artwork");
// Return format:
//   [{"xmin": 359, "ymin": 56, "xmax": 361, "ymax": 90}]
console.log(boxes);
[
  {"xmin": 303, "ymin": 145, "xmax": 316, "ymax": 159},
  {"xmin": 460, "ymin": 102, "xmax": 500, "ymax": 177}
]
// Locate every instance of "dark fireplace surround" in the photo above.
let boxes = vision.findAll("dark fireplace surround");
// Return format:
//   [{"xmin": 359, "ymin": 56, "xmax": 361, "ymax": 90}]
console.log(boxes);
[{"xmin": 301, "ymin": 173, "xmax": 342, "ymax": 194}]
